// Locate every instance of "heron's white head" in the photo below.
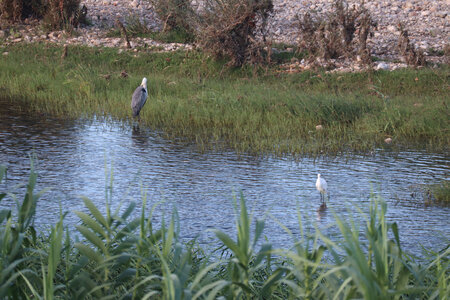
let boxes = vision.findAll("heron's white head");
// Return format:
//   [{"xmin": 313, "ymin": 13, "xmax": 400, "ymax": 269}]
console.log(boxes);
[
  {"xmin": 317, "ymin": 174, "xmax": 321, "ymax": 178},
  {"xmin": 141, "ymin": 77, "xmax": 147, "ymax": 89}
]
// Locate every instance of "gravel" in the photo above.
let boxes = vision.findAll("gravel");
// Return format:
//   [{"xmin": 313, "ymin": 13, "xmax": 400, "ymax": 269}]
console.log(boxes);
[{"xmin": 1, "ymin": 0, "xmax": 448, "ymax": 71}]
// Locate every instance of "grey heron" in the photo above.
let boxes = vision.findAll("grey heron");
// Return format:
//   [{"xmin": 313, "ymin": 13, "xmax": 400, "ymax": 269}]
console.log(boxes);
[
  {"xmin": 316, "ymin": 173, "xmax": 328, "ymax": 205},
  {"xmin": 131, "ymin": 77, "xmax": 148, "ymax": 121}
]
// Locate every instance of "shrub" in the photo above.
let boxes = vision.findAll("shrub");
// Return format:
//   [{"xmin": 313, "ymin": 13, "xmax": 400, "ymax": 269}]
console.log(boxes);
[
  {"xmin": 0, "ymin": 0, "xmax": 41, "ymax": 21},
  {"xmin": 397, "ymin": 23, "xmax": 426, "ymax": 67},
  {"xmin": 195, "ymin": 0, "xmax": 274, "ymax": 67},
  {"xmin": 42, "ymin": 0, "xmax": 85, "ymax": 30},
  {"xmin": 146, "ymin": 0, "xmax": 195, "ymax": 32},
  {"xmin": 0, "ymin": 0, "xmax": 86, "ymax": 30},
  {"xmin": 296, "ymin": 0, "xmax": 373, "ymax": 64}
]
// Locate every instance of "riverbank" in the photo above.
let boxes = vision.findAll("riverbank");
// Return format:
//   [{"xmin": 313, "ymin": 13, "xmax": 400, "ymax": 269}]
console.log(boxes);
[
  {"xmin": 79, "ymin": 0, "xmax": 449, "ymax": 62},
  {"xmin": 0, "ymin": 42, "xmax": 448, "ymax": 155},
  {"xmin": 0, "ymin": 0, "xmax": 448, "ymax": 72}
]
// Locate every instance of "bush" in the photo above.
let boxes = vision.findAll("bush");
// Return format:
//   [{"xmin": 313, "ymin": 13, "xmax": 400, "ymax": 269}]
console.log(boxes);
[
  {"xmin": 195, "ymin": 0, "xmax": 273, "ymax": 67},
  {"xmin": 0, "ymin": 0, "xmax": 40, "ymax": 21},
  {"xmin": 397, "ymin": 23, "xmax": 426, "ymax": 67},
  {"xmin": 0, "ymin": 0, "xmax": 86, "ymax": 30},
  {"xmin": 296, "ymin": 0, "xmax": 373, "ymax": 64},
  {"xmin": 146, "ymin": 0, "xmax": 194, "ymax": 33},
  {"xmin": 43, "ymin": 0, "xmax": 85, "ymax": 30}
]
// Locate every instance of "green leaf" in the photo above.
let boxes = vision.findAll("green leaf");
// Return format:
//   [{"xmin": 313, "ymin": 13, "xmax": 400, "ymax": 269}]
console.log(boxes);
[
  {"xmin": 0, "ymin": 258, "xmax": 30, "ymax": 279},
  {"xmin": 18, "ymin": 270, "xmax": 41, "ymax": 299},
  {"xmin": 252, "ymin": 218, "xmax": 265, "ymax": 249},
  {"xmin": 237, "ymin": 193, "xmax": 250, "ymax": 254},
  {"xmin": 74, "ymin": 243, "xmax": 103, "ymax": 264},
  {"xmin": 121, "ymin": 201, "xmax": 136, "ymax": 222},
  {"xmin": 81, "ymin": 196, "xmax": 108, "ymax": 229},
  {"xmin": 75, "ymin": 211, "xmax": 108, "ymax": 239},
  {"xmin": 116, "ymin": 268, "xmax": 137, "ymax": 283},
  {"xmin": 190, "ymin": 262, "xmax": 221, "ymax": 290},
  {"xmin": 162, "ymin": 215, "xmax": 175, "ymax": 259},
  {"xmin": 0, "ymin": 209, "xmax": 11, "ymax": 223},
  {"xmin": 193, "ymin": 280, "xmax": 230, "ymax": 300},
  {"xmin": 76, "ymin": 225, "xmax": 108, "ymax": 253},
  {"xmin": 261, "ymin": 268, "xmax": 285, "ymax": 297},
  {"xmin": 18, "ymin": 171, "xmax": 37, "ymax": 228},
  {"xmin": 213, "ymin": 230, "xmax": 243, "ymax": 263},
  {"xmin": 114, "ymin": 218, "xmax": 140, "ymax": 242}
]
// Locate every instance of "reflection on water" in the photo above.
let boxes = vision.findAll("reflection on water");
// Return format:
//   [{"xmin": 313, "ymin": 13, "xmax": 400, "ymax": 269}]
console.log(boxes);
[{"xmin": 0, "ymin": 99, "xmax": 449, "ymax": 255}]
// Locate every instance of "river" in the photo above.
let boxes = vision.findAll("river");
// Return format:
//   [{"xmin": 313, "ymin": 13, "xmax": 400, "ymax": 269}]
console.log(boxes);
[{"xmin": 0, "ymin": 99, "xmax": 449, "ymax": 255}]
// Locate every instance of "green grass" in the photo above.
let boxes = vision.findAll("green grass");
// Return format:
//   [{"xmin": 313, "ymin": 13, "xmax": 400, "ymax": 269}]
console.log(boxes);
[
  {"xmin": 0, "ymin": 164, "xmax": 449, "ymax": 299},
  {"xmin": 105, "ymin": 14, "xmax": 195, "ymax": 44},
  {"xmin": 0, "ymin": 42, "xmax": 449, "ymax": 155},
  {"xmin": 424, "ymin": 181, "xmax": 450, "ymax": 205},
  {"xmin": 105, "ymin": 26, "xmax": 194, "ymax": 44}
]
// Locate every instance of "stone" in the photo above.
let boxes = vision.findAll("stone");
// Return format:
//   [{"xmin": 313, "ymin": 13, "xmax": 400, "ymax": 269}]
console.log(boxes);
[
  {"xmin": 437, "ymin": 11, "xmax": 448, "ymax": 18},
  {"xmin": 375, "ymin": 62, "xmax": 390, "ymax": 70},
  {"xmin": 387, "ymin": 25, "xmax": 397, "ymax": 32},
  {"xmin": 1, "ymin": 0, "xmax": 446, "ymax": 70}
]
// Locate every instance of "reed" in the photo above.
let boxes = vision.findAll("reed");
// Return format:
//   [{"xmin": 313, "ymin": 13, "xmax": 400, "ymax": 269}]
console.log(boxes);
[
  {"xmin": 0, "ymin": 164, "xmax": 449, "ymax": 298},
  {"xmin": 0, "ymin": 43, "xmax": 448, "ymax": 155}
]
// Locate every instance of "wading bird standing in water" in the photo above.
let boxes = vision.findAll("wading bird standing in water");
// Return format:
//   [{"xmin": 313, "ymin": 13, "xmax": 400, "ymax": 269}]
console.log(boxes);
[
  {"xmin": 131, "ymin": 77, "xmax": 148, "ymax": 122},
  {"xmin": 316, "ymin": 173, "xmax": 328, "ymax": 207}
]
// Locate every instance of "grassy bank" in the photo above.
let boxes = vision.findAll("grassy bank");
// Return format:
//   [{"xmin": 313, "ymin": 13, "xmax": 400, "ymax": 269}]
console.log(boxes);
[
  {"xmin": 0, "ymin": 165, "xmax": 449, "ymax": 299},
  {"xmin": 0, "ymin": 42, "xmax": 449, "ymax": 155}
]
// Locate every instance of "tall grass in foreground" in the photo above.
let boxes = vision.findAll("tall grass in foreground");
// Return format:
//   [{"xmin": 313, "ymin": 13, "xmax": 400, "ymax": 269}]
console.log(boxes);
[
  {"xmin": 0, "ymin": 164, "xmax": 449, "ymax": 299},
  {"xmin": 0, "ymin": 43, "xmax": 448, "ymax": 155}
]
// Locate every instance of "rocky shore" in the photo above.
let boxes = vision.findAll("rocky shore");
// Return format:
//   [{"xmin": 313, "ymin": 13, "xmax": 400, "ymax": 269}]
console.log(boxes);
[{"xmin": 1, "ymin": 0, "xmax": 449, "ymax": 71}]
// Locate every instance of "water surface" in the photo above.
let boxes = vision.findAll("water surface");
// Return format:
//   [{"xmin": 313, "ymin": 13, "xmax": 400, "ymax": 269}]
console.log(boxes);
[{"xmin": 0, "ymin": 100, "xmax": 449, "ymax": 255}]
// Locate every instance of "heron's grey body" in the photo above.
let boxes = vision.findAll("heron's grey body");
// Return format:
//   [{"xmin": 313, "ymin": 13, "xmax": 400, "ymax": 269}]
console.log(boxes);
[
  {"xmin": 131, "ymin": 77, "xmax": 148, "ymax": 119},
  {"xmin": 316, "ymin": 174, "xmax": 328, "ymax": 204}
]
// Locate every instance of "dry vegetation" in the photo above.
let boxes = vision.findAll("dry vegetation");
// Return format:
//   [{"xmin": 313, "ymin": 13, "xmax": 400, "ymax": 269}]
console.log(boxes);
[
  {"xmin": 146, "ymin": 0, "xmax": 274, "ymax": 66},
  {"xmin": 194, "ymin": 0, "xmax": 273, "ymax": 66},
  {"xmin": 147, "ymin": 0, "xmax": 194, "ymax": 33},
  {"xmin": 2, "ymin": 0, "xmax": 442, "ymax": 69},
  {"xmin": 0, "ymin": 0, "xmax": 86, "ymax": 29},
  {"xmin": 397, "ymin": 22, "xmax": 427, "ymax": 67},
  {"xmin": 295, "ymin": 0, "xmax": 374, "ymax": 66},
  {"xmin": 145, "ymin": 0, "xmax": 436, "ymax": 69}
]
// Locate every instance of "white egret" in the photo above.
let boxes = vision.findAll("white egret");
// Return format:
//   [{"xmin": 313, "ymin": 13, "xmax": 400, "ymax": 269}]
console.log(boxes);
[
  {"xmin": 316, "ymin": 173, "xmax": 328, "ymax": 204},
  {"xmin": 131, "ymin": 77, "xmax": 148, "ymax": 121}
]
